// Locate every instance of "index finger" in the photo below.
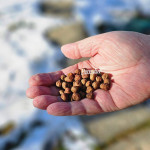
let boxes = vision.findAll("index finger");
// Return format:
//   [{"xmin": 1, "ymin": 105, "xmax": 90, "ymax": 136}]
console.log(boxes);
[
  {"xmin": 29, "ymin": 60, "xmax": 92, "ymax": 86},
  {"xmin": 29, "ymin": 71, "xmax": 63, "ymax": 86},
  {"xmin": 29, "ymin": 64, "xmax": 78, "ymax": 86}
]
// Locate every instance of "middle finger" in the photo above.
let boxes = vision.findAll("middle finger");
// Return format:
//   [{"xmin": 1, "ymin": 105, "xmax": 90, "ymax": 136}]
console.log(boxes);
[{"xmin": 26, "ymin": 86, "xmax": 59, "ymax": 99}]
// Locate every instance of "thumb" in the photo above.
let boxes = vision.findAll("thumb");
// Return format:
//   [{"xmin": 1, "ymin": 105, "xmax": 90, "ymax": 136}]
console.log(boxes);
[{"xmin": 61, "ymin": 35, "xmax": 100, "ymax": 59}]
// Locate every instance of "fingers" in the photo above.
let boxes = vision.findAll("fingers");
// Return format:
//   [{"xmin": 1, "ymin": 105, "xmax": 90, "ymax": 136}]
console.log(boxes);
[
  {"xmin": 26, "ymin": 86, "xmax": 59, "ymax": 98},
  {"xmin": 31, "ymin": 87, "xmax": 117, "ymax": 116},
  {"xmin": 29, "ymin": 71, "xmax": 63, "ymax": 86},
  {"xmin": 45, "ymin": 88, "xmax": 120, "ymax": 116},
  {"xmin": 28, "ymin": 65, "xmax": 78, "ymax": 87},
  {"xmin": 46, "ymin": 99, "xmax": 103, "ymax": 116},
  {"xmin": 61, "ymin": 35, "xmax": 100, "ymax": 59},
  {"xmin": 29, "ymin": 60, "xmax": 93, "ymax": 86},
  {"xmin": 28, "ymin": 67, "xmax": 76, "ymax": 87},
  {"xmin": 33, "ymin": 95, "xmax": 60, "ymax": 110}
]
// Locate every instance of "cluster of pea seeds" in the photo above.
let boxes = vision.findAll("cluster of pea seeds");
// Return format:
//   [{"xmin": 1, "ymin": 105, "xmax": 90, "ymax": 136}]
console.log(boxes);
[{"xmin": 55, "ymin": 68, "xmax": 111, "ymax": 102}]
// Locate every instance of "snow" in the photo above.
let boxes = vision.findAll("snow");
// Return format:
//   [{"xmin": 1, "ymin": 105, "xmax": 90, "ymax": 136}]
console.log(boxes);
[
  {"xmin": 75, "ymin": 0, "xmax": 150, "ymax": 35},
  {"xmin": 0, "ymin": 0, "xmax": 64, "ymax": 125},
  {"xmin": 0, "ymin": 0, "xmax": 97, "ymax": 149}
]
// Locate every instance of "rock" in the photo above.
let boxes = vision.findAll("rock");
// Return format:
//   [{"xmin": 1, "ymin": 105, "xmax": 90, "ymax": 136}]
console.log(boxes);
[
  {"xmin": 0, "ymin": 122, "xmax": 15, "ymax": 136},
  {"xmin": 83, "ymin": 106, "xmax": 150, "ymax": 145},
  {"xmin": 105, "ymin": 128, "xmax": 150, "ymax": 150},
  {"xmin": 39, "ymin": 0, "xmax": 73, "ymax": 18},
  {"xmin": 45, "ymin": 22, "xmax": 88, "ymax": 45}
]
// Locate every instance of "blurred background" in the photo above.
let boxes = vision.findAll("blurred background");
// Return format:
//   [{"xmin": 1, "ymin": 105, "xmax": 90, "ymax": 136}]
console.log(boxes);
[{"xmin": 0, "ymin": 0, "xmax": 150, "ymax": 150}]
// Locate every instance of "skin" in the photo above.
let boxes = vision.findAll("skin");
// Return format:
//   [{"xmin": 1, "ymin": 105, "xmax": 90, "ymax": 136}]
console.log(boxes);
[{"xmin": 26, "ymin": 31, "xmax": 150, "ymax": 116}]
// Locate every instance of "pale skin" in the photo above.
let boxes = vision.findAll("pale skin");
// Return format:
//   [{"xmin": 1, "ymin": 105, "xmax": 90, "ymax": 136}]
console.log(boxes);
[{"xmin": 26, "ymin": 31, "xmax": 150, "ymax": 116}]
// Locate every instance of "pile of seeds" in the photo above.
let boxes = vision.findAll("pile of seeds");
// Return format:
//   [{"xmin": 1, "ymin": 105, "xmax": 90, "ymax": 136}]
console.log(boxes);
[{"xmin": 56, "ymin": 68, "xmax": 111, "ymax": 101}]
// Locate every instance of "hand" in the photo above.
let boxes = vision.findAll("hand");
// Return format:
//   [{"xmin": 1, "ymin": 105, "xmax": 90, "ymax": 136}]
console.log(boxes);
[{"xmin": 26, "ymin": 31, "xmax": 150, "ymax": 116}]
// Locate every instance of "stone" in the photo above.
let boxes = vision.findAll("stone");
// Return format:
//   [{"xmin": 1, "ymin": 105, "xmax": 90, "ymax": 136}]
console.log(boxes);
[
  {"xmin": 106, "ymin": 128, "xmax": 150, "ymax": 150},
  {"xmin": 39, "ymin": 0, "xmax": 73, "ymax": 18},
  {"xmin": 45, "ymin": 22, "xmax": 88, "ymax": 45},
  {"xmin": 83, "ymin": 106, "xmax": 150, "ymax": 145}
]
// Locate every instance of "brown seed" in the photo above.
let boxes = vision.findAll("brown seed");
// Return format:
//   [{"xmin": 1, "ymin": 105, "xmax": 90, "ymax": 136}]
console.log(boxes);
[
  {"xmin": 73, "ymin": 81, "xmax": 82, "ymax": 87},
  {"xmin": 104, "ymin": 79, "xmax": 110, "ymax": 84},
  {"xmin": 79, "ymin": 91, "xmax": 86, "ymax": 99},
  {"xmin": 90, "ymin": 73, "xmax": 97, "ymax": 81},
  {"xmin": 62, "ymin": 82, "xmax": 67, "ymax": 89},
  {"xmin": 82, "ymin": 74, "xmax": 90, "ymax": 79},
  {"xmin": 71, "ymin": 86, "xmax": 79, "ymax": 93},
  {"xmin": 74, "ymin": 74, "xmax": 82, "ymax": 81},
  {"xmin": 64, "ymin": 88, "xmax": 71, "ymax": 94},
  {"xmin": 72, "ymin": 93, "xmax": 81, "ymax": 101},
  {"xmin": 64, "ymin": 76, "xmax": 74, "ymax": 82},
  {"xmin": 92, "ymin": 81, "xmax": 100, "ymax": 90},
  {"xmin": 60, "ymin": 74, "xmax": 66, "ymax": 81},
  {"xmin": 81, "ymin": 78, "xmax": 87, "ymax": 85},
  {"xmin": 86, "ymin": 86, "xmax": 94, "ymax": 93},
  {"xmin": 59, "ymin": 90, "xmax": 64, "ymax": 95},
  {"xmin": 86, "ymin": 92, "xmax": 93, "ymax": 99},
  {"xmin": 85, "ymin": 80, "xmax": 92, "ymax": 87},
  {"xmin": 56, "ymin": 80, "xmax": 62, "ymax": 87},
  {"xmin": 75, "ymin": 69, "xmax": 81, "ymax": 75},
  {"xmin": 100, "ymin": 83, "xmax": 110, "ymax": 91},
  {"xmin": 56, "ymin": 68, "xmax": 111, "ymax": 102},
  {"xmin": 96, "ymin": 76, "xmax": 102, "ymax": 82},
  {"xmin": 65, "ymin": 72, "xmax": 74, "ymax": 82},
  {"xmin": 61, "ymin": 93, "xmax": 69, "ymax": 101},
  {"xmin": 102, "ymin": 73, "xmax": 109, "ymax": 80},
  {"xmin": 67, "ymin": 72, "xmax": 74, "ymax": 78}
]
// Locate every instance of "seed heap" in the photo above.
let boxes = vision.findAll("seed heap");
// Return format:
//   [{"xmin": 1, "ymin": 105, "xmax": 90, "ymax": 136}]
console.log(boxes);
[{"xmin": 56, "ymin": 68, "xmax": 111, "ymax": 102}]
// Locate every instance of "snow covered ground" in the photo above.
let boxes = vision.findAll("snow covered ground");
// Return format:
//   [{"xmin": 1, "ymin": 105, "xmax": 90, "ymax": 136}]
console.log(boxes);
[{"xmin": 0, "ymin": 0, "xmax": 150, "ymax": 149}]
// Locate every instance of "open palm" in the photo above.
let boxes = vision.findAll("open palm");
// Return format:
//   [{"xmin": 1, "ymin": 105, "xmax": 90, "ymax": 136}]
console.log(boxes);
[{"xmin": 26, "ymin": 31, "xmax": 150, "ymax": 116}]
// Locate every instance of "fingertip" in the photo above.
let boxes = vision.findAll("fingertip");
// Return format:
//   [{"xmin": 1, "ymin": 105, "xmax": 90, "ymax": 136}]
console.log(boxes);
[
  {"xmin": 61, "ymin": 43, "xmax": 80, "ymax": 59},
  {"xmin": 29, "ymin": 74, "xmax": 38, "ymax": 86},
  {"xmin": 61, "ymin": 44, "xmax": 72, "ymax": 58},
  {"xmin": 33, "ymin": 97, "xmax": 40, "ymax": 109},
  {"xmin": 33, "ymin": 96, "xmax": 48, "ymax": 110},
  {"xmin": 26, "ymin": 88, "xmax": 32, "ymax": 98},
  {"xmin": 26, "ymin": 86, "xmax": 39, "ymax": 99},
  {"xmin": 61, "ymin": 44, "xmax": 70, "ymax": 52},
  {"xmin": 28, "ymin": 73, "xmax": 61, "ymax": 86},
  {"xmin": 28, "ymin": 75, "xmax": 34, "ymax": 86}
]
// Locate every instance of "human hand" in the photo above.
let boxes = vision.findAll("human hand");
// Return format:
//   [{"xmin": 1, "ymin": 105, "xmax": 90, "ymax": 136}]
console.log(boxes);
[{"xmin": 26, "ymin": 31, "xmax": 150, "ymax": 116}]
